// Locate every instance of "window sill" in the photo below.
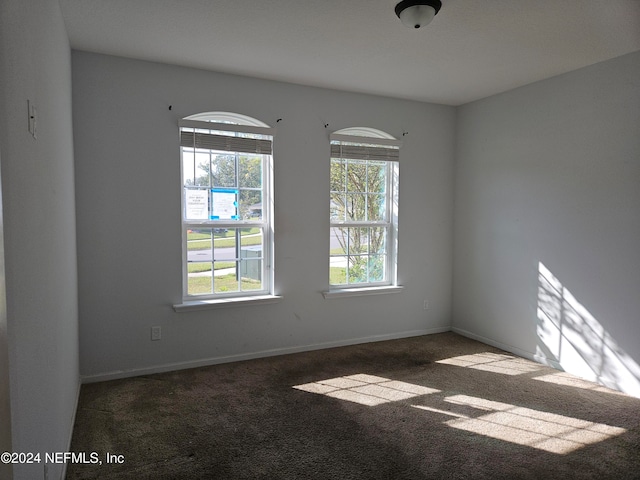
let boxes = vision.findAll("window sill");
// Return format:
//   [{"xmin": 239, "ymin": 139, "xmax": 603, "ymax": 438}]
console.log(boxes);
[
  {"xmin": 173, "ymin": 295, "xmax": 283, "ymax": 312},
  {"xmin": 322, "ymin": 285, "xmax": 403, "ymax": 299}
]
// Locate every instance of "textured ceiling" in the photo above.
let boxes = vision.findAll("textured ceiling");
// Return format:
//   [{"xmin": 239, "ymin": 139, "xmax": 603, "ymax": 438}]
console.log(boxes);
[{"xmin": 59, "ymin": 0, "xmax": 640, "ymax": 105}]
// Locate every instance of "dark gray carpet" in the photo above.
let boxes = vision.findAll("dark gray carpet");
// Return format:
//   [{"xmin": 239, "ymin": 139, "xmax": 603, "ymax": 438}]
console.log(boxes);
[{"xmin": 67, "ymin": 332, "xmax": 640, "ymax": 479}]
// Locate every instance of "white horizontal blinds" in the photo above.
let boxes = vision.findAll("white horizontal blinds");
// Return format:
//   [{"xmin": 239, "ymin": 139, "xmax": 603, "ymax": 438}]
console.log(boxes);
[
  {"xmin": 330, "ymin": 143, "xmax": 399, "ymax": 161},
  {"xmin": 179, "ymin": 119, "xmax": 273, "ymax": 155},
  {"xmin": 330, "ymin": 133, "xmax": 400, "ymax": 162},
  {"xmin": 180, "ymin": 131, "xmax": 272, "ymax": 154}
]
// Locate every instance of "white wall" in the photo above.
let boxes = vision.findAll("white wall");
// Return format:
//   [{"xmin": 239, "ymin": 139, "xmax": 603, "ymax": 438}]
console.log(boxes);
[
  {"xmin": 72, "ymin": 52, "xmax": 456, "ymax": 380},
  {"xmin": 453, "ymin": 51, "xmax": 640, "ymax": 396},
  {"xmin": 0, "ymin": 1, "xmax": 80, "ymax": 479},
  {"xmin": 0, "ymin": 149, "xmax": 11, "ymax": 480}
]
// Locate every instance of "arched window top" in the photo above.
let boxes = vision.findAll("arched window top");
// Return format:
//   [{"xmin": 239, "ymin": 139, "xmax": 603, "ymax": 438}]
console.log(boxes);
[
  {"xmin": 184, "ymin": 111, "xmax": 270, "ymax": 128},
  {"xmin": 331, "ymin": 127, "xmax": 401, "ymax": 150},
  {"xmin": 333, "ymin": 127, "xmax": 396, "ymax": 140}
]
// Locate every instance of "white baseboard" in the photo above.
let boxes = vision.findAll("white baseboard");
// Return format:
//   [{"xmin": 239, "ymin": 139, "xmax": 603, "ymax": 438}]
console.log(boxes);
[{"xmin": 81, "ymin": 326, "xmax": 452, "ymax": 384}]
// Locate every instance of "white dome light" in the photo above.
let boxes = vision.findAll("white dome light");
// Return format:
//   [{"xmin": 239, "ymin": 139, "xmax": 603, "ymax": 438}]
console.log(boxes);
[{"xmin": 395, "ymin": 0, "xmax": 442, "ymax": 29}]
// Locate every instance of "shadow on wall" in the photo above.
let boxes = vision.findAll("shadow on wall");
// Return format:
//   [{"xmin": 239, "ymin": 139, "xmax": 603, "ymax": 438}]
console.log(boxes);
[{"xmin": 536, "ymin": 262, "xmax": 640, "ymax": 397}]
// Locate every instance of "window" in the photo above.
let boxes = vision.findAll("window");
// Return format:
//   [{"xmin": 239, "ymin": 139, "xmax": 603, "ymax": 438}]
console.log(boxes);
[
  {"xmin": 179, "ymin": 112, "xmax": 274, "ymax": 301},
  {"xmin": 329, "ymin": 128, "xmax": 400, "ymax": 289}
]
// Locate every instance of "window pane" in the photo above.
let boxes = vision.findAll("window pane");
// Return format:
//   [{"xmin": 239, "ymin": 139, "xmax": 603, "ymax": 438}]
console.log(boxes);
[
  {"xmin": 367, "ymin": 194, "xmax": 386, "ymax": 222},
  {"xmin": 241, "ymin": 228, "xmax": 263, "ymax": 248},
  {"xmin": 348, "ymin": 228, "xmax": 369, "ymax": 255},
  {"xmin": 211, "ymin": 153, "xmax": 236, "ymax": 188},
  {"xmin": 187, "ymin": 227, "xmax": 213, "ymax": 295},
  {"xmin": 213, "ymin": 262, "xmax": 239, "ymax": 293},
  {"xmin": 187, "ymin": 264, "xmax": 213, "ymax": 296},
  {"xmin": 241, "ymin": 259, "xmax": 262, "ymax": 291},
  {"xmin": 330, "ymin": 227, "xmax": 348, "ymax": 255},
  {"xmin": 182, "ymin": 148, "xmax": 196, "ymax": 185},
  {"xmin": 213, "ymin": 228, "xmax": 236, "ymax": 261},
  {"xmin": 368, "ymin": 255, "xmax": 386, "ymax": 283},
  {"xmin": 239, "ymin": 190, "xmax": 262, "ymax": 220},
  {"xmin": 347, "ymin": 257, "xmax": 368, "ymax": 284},
  {"xmin": 329, "ymin": 255, "xmax": 348, "ymax": 285},
  {"xmin": 346, "ymin": 160, "xmax": 367, "ymax": 193},
  {"xmin": 370, "ymin": 227, "xmax": 387, "ymax": 254},
  {"xmin": 239, "ymin": 155, "xmax": 262, "ymax": 189},
  {"xmin": 192, "ymin": 150, "xmax": 211, "ymax": 186},
  {"xmin": 330, "ymin": 193, "xmax": 346, "ymax": 222},
  {"xmin": 328, "ymin": 227, "xmax": 389, "ymax": 285},
  {"xmin": 367, "ymin": 162, "xmax": 387, "ymax": 194},
  {"xmin": 346, "ymin": 193, "xmax": 367, "ymax": 222},
  {"xmin": 240, "ymin": 229, "xmax": 263, "ymax": 290},
  {"xmin": 187, "ymin": 228, "xmax": 212, "ymax": 263},
  {"xmin": 330, "ymin": 159, "xmax": 346, "ymax": 192}
]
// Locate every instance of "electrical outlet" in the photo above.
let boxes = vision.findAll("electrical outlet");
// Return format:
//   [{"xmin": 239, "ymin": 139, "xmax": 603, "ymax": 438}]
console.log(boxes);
[
  {"xmin": 151, "ymin": 326, "xmax": 162, "ymax": 341},
  {"xmin": 423, "ymin": 300, "xmax": 429, "ymax": 310}
]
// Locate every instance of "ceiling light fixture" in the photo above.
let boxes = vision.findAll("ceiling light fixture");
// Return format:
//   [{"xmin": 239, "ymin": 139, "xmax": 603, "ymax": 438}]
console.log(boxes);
[{"xmin": 395, "ymin": 0, "xmax": 442, "ymax": 29}]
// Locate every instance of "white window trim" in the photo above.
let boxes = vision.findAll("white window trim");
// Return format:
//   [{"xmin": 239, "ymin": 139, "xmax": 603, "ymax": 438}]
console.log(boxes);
[
  {"xmin": 178, "ymin": 118, "xmax": 276, "ymax": 137},
  {"xmin": 329, "ymin": 133, "xmax": 402, "ymax": 148},
  {"xmin": 322, "ymin": 285, "xmax": 403, "ymax": 299},
  {"xmin": 173, "ymin": 294, "xmax": 283, "ymax": 312},
  {"xmin": 185, "ymin": 111, "xmax": 271, "ymax": 127},
  {"xmin": 178, "ymin": 112, "xmax": 276, "ymax": 305}
]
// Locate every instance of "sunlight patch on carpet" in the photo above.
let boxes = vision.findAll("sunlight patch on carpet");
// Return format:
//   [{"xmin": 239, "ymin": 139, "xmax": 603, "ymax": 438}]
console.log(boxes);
[
  {"xmin": 534, "ymin": 372, "xmax": 628, "ymax": 396},
  {"xmin": 436, "ymin": 352, "xmax": 545, "ymax": 376},
  {"xmin": 294, "ymin": 375, "xmax": 627, "ymax": 455},
  {"xmin": 293, "ymin": 374, "xmax": 440, "ymax": 406},
  {"xmin": 442, "ymin": 394, "xmax": 626, "ymax": 454}
]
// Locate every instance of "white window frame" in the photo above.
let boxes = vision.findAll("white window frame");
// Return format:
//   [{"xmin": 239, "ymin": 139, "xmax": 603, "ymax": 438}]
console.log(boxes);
[
  {"xmin": 178, "ymin": 112, "xmax": 275, "ymax": 304},
  {"xmin": 327, "ymin": 127, "xmax": 401, "ymax": 294}
]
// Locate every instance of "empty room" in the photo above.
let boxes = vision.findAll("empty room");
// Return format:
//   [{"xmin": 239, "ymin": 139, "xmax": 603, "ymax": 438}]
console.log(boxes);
[{"xmin": 1, "ymin": 1, "xmax": 639, "ymax": 479}]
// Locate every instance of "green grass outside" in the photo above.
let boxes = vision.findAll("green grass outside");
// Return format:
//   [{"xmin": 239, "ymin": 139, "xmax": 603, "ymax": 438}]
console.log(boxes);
[
  {"xmin": 187, "ymin": 237, "xmax": 263, "ymax": 250},
  {"xmin": 190, "ymin": 267, "xmax": 346, "ymax": 287},
  {"xmin": 187, "ymin": 240, "xmax": 211, "ymax": 251},
  {"xmin": 188, "ymin": 232, "xmax": 212, "ymax": 241},
  {"xmin": 189, "ymin": 258, "xmax": 347, "ymax": 287},
  {"xmin": 188, "ymin": 274, "xmax": 261, "ymax": 294},
  {"xmin": 188, "ymin": 262, "xmax": 234, "ymax": 273},
  {"xmin": 329, "ymin": 267, "xmax": 346, "ymax": 285}
]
